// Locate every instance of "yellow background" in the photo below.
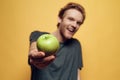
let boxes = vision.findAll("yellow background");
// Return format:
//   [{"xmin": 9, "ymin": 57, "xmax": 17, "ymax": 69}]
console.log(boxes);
[{"xmin": 0, "ymin": 0, "xmax": 120, "ymax": 80}]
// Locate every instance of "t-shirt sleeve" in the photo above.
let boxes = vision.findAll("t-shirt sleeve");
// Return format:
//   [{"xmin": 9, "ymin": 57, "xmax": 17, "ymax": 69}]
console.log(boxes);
[
  {"xmin": 75, "ymin": 39, "xmax": 83, "ymax": 70},
  {"xmin": 78, "ymin": 42, "xmax": 83, "ymax": 70},
  {"xmin": 29, "ymin": 30, "xmax": 49, "ymax": 44},
  {"xmin": 29, "ymin": 31, "xmax": 41, "ymax": 44}
]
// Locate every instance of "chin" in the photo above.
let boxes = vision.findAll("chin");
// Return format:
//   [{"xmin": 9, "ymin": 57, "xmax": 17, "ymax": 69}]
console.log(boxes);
[
  {"xmin": 65, "ymin": 35, "xmax": 73, "ymax": 40},
  {"xmin": 64, "ymin": 31, "xmax": 74, "ymax": 40}
]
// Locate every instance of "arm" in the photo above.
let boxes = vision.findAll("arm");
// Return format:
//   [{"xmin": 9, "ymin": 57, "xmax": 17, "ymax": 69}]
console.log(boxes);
[
  {"xmin": 78, "ymin": 70, "xmax": 81, "ymax": 80},
  {"xmin": 28, "ymin": 41, "xmax": 55, "ymax": 69}
]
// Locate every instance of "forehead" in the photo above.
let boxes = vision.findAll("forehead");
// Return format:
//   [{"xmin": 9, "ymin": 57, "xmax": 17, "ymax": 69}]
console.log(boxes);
[{"xmin": 63, "ymin": 9, "xmax": 83, "ymax": 21}]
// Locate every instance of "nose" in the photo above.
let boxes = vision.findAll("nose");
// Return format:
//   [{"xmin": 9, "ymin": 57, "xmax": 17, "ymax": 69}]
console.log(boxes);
[{"xmin": 72, "ymin": 21, "xmax": 78, "ymax": 28}]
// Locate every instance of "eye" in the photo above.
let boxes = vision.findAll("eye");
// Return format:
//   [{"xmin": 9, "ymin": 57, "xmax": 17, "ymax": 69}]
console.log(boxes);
[
  {"xmin": 77, "ymin": 21, "xmax": 82, "ymax": 26},
  {"xmin": 68, "ymin": 17, "xmax": 74, "ymax": 21}
]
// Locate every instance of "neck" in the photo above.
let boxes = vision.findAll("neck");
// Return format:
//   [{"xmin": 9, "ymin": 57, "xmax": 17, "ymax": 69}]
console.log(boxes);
[{"xmin": 52, "ymin": 29, "xmax": 67, "ymax": 43}]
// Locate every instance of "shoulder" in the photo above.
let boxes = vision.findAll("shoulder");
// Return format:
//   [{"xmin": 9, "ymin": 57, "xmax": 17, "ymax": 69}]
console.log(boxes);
[
  {"xmin": 30, "ymin": 30, "xmax": 49, "ymax": 38},
  {"xmin": 64, "ymin": 38, "xmax": 82, "ymax": 49},
  {"xmin": 30, "ymin": 30, "xmax": 49, "ymax": 35},
  {"xmin": 67, "ymin": 38, "xmax": 81, "ymax": 46},
  {"xmin": 29, "ymin": 30, "xmax": 49, "ymax": 42}
]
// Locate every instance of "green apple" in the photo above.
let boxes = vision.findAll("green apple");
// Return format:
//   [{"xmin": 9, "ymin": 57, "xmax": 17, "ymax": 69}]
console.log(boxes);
[{"xmin": 37, "ymin": 34, "xmax": 60, "ymax": 56}]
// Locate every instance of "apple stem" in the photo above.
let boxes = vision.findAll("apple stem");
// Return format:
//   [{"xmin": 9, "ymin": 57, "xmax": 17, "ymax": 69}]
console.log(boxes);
[{"xmin": 44, "ymin": 36, "xmax": 48, "ymax": 39}]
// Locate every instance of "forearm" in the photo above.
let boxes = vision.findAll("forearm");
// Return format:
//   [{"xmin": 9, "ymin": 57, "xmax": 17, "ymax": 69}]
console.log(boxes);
[
  {"xmin": 78, "ymin": 70, "xmax": 81, "ymax": 80},
  {"xmin": 28, "ymin": 41, "xmax": 37, "ymax": 65},
  {"xmin": 28, "ymin": 41, "xmax": 55, "ymax": 69},
  {"xmin": 29, "ymin": 42, "xmax": 37, "ymax": 52}
]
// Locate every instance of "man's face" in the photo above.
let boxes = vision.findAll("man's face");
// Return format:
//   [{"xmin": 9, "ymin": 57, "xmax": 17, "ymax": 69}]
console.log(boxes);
[{"xmin": 58, "ymin": 9, "xmax": 83, "ymax": 40}]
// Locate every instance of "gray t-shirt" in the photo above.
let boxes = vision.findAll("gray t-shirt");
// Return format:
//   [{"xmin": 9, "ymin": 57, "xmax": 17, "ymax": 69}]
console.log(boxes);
[{"xmin": 29, "ymin": 31, "xmax": 83, "ymax": 80}]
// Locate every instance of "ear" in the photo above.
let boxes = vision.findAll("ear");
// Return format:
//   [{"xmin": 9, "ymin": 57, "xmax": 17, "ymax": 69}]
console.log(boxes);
[{"xmin": 58, "ymin": 17, "xmax": 61, "ymax": 23}]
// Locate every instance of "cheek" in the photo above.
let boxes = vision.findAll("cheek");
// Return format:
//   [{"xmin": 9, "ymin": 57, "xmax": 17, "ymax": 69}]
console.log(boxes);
[
  {"xmin": 59, "ymin": 19, "xmax": 69, "ymax": 32},
  {"xmin": 77, "ymin": 26, "xmax": 81, "ymax": 30},
  {"xmin": 76, "ymin": 27, "xmax": 80, "ymax": 30},
  {"xmin": 59, "ymin": 26, "xmax": 65, "ymax": 33},
  {"xmin": 61, "ymin": 19, "xmax": 69, "ymax": 26},
  {"xmin": 74, "ymin": 28, "xmax": 79, "ymax": 33},
  {"xmin": 59, "ymin": 22, "xmax": 66, "ymax": 30}
]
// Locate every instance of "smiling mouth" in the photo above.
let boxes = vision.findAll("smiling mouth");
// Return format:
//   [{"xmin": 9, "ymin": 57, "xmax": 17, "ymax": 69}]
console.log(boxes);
[{"xmin": 67, "ymin": 27, "xmax": 76, "ymax": 33}]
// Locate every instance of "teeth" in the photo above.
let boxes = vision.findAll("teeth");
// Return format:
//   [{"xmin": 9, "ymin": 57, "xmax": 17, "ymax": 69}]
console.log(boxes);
[{"xmin": 68, "ymin": 27, "xmax": 74, "ymax": 32}]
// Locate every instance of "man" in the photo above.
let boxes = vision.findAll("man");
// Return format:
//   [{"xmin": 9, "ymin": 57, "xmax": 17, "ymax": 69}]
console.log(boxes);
[{"xmin": 28, "ymin": 2, "xmax": 86, "ymax": 80}]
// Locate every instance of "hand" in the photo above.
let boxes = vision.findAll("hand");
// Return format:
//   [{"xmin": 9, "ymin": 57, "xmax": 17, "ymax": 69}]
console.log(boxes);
[{"xmin": 28, "ymin": 42, "xmax": 55, "ymax": 69}]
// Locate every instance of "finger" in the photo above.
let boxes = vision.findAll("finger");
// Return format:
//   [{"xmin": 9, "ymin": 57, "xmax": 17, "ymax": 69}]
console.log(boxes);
[
  {"xmin": 30, "ymin": 55, "xmax": 55, "ymax": 64},
  {"xmin": 29, "ymin": 51, "xmax": 45, "ymax": 59},
  {"xmin": 43, "ymin": 55, "xmax": 55, "ymax": 62},
  {"xmin": 33, "ymin": 58, "xmax": 55, "ymax": 69},
  {"xmin": 34, "ymin": 51, "xmax": 45, "ymax": 58}
]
